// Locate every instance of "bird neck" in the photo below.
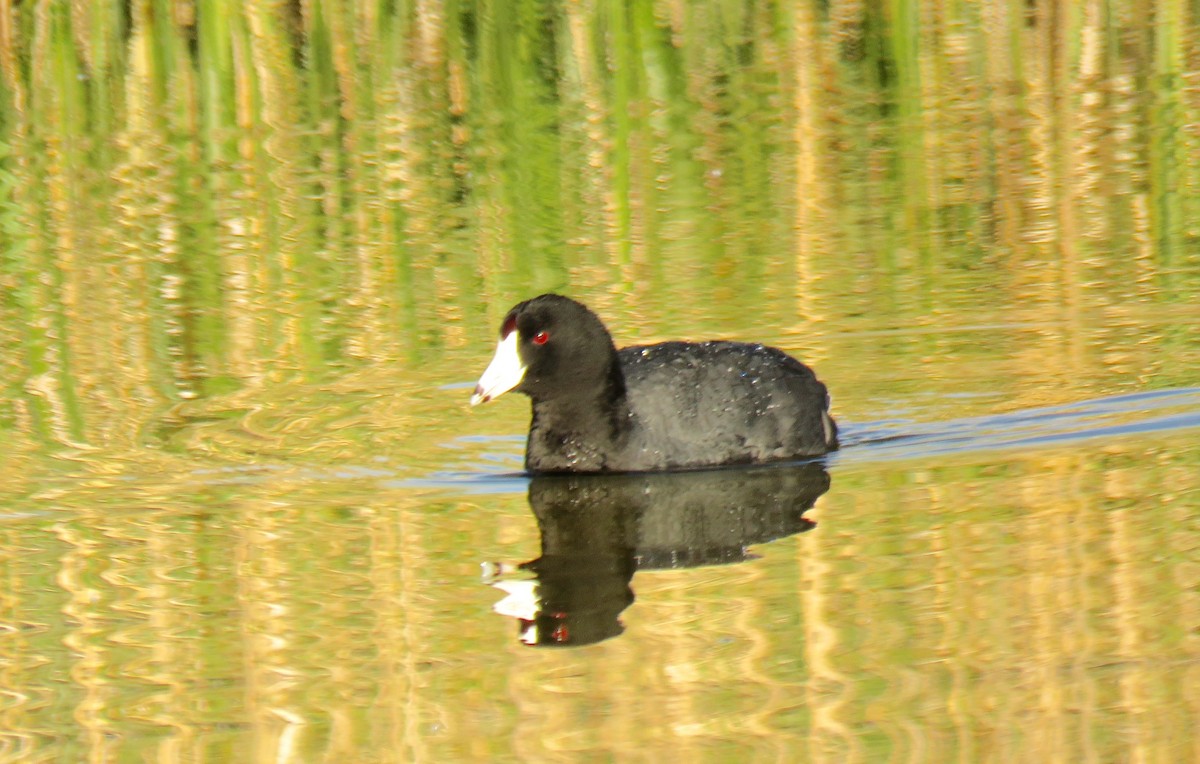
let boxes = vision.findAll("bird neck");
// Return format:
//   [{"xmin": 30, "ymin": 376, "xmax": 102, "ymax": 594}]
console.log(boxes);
[{"xmin": 526, "ymin": 364, "xmax": 632, "ymax": 472}]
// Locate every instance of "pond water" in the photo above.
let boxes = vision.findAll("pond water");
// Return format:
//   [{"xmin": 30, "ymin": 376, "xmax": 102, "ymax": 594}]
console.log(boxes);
[{"xmin": 2, "ymin": 1, "xmax": 1200, "ymax": 761}]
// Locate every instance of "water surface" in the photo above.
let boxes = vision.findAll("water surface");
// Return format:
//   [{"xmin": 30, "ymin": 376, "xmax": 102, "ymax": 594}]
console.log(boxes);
[{"xmin": 2, "ymin": 1, "xmax": 1199, "ymax": 761}]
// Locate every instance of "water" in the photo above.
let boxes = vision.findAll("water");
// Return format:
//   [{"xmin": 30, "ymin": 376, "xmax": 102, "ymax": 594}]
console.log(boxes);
[
  {"xmin": 2, "ymin": 1, "xmax": 1200, "ymax": 761},
  {"xmin": 6, "ymin": 357, "xmax": 1196, "ymax": 761}
]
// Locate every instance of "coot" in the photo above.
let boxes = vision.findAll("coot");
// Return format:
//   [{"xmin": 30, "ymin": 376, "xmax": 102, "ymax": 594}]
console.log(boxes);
[{"xmin": 471, "ymin": 294, "xmax": 838, "ymax": 473}]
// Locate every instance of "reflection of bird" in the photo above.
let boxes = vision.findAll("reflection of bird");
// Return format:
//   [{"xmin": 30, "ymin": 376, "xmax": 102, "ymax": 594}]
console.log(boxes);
[
  {"xmin": 484, "ymin": 463, "xmax": 831, "ymax": 647},
  {"xmin": 472, "ymin": 294, "xmax": 838, "ymax": 472}
]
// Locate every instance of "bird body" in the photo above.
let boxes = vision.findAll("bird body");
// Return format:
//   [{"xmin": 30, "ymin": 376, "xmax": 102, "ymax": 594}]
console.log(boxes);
[{"xmin": 472, "ymin": 294, "xmax": 837, "ymax": 473}]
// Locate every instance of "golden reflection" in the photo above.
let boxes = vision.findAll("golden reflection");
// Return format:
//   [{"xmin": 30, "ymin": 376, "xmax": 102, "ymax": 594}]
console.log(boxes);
[
  {"xmin": 0, "ymin": 434, "xmax": 1195, "ymax": 759},
  {"xmin": 799, "ymin": 518, "xmax": 858, "ymax": 763},
  {"xmin": 790, "ymin": 0, "xmax": 831, "ymax": 324},
  {"xmin": 367, "ymin": 505, "xmax": 426, "ymax": 763},
  {"xmin": 54, "ymin": 518, "xmax": 114, "ymax": 760}
]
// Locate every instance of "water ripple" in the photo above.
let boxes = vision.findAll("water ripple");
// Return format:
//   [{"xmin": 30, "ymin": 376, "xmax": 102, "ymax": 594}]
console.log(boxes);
[{"xmin": 838, "ymin": 387, "xmax": 1200, "ymax": 463}]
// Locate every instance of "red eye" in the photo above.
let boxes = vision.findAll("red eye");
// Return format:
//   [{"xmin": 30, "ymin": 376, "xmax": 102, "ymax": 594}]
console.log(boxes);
[{"xmin": 533, "ymin": 331, "xmax": 549, "ymax": 345}]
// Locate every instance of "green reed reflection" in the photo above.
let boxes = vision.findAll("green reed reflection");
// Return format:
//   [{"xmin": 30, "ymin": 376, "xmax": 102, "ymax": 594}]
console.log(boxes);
[{"xmin": 2, "ymin": 0, "xmax": 1199, "ymax": 451}]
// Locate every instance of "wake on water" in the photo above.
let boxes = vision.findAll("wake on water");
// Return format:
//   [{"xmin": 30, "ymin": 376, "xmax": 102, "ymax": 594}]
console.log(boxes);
[{"xmin": 407, "ymin": 387, "xmax": 1200, "ymax": 493}]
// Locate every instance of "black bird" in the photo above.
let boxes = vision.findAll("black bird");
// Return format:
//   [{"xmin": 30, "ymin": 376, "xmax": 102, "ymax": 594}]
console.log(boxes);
[{"xmin": 471, "ymin": 294, "xmax": 838, "ymax": 473}]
